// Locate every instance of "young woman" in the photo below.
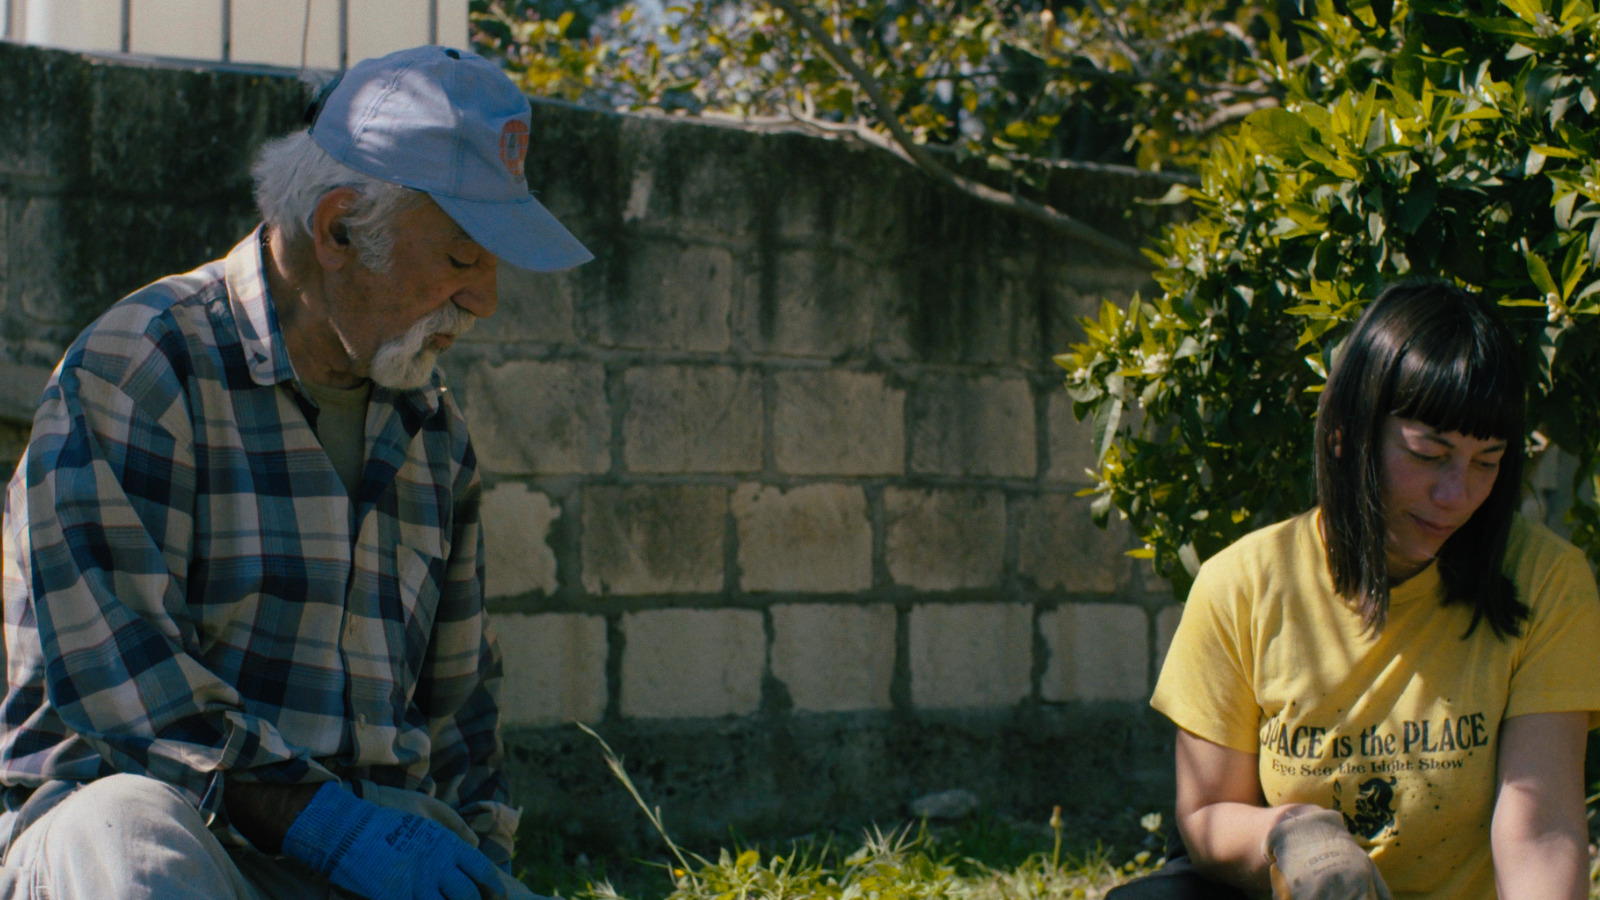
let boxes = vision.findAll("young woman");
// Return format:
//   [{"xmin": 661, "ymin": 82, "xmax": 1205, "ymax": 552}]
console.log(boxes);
[{"xmin": 1111, "ymin": 281, "xmax": 1600, "ymax": 900}]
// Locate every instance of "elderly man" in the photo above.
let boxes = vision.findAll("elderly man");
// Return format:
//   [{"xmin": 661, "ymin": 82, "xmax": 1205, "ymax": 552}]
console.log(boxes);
[{"xmin": 0, "ymin": 45, "xmax": 588, "ymax": 899}]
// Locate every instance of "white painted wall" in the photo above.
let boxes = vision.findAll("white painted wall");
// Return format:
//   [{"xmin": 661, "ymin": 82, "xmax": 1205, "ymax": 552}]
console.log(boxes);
[
  {"xmin": 130, "ymin": 0, "xmax": 223, "ymax": 60},
  {"xmin": 22, "ymin": 0, "xmax": 123, "ymax": 54},
  {"xmin": 231, "ymin": 0, "xmax": 342, "ymax": 69},
  {"xmin": 6, "ymin": 0, "xmax": 468, "ymax": 68}
]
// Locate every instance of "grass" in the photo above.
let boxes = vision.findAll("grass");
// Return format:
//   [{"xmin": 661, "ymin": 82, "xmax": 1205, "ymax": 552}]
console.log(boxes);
[
  {"xmin": 510, "ymin": 725, "xmax": 1164, "ymax": 900},
  {"xmin": 512, "ymin": 728, "xmax": 1600, "ymax": 900}
]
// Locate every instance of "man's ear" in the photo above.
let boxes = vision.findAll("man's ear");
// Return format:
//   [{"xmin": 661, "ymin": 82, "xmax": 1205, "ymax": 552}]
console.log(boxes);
[{"xmin": 311, "ymin": 188, "xmax": 360, "ymax": 270}]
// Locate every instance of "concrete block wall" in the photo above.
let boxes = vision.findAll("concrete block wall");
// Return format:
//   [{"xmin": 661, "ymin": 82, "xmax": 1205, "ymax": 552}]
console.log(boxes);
[
  {"xmin": 0, "ymin": 41, "xmax": 1194, "ymax": 851},
  {"xmin": 450, "ymin": 107, "xmax": 1189, "ymax": 723}
]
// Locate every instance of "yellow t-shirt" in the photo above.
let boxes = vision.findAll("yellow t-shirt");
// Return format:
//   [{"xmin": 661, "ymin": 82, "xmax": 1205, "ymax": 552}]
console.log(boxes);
[{"xmin": 1152, "ymin": 510, "xmax": 1600, "ymax": 900}]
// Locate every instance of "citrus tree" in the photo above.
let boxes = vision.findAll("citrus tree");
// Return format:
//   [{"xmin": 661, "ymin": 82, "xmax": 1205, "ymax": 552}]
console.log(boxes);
[
  {"xmin": 1058, "ymin": 0, "xmax": 1600, "ymax": 594},
  {"xmin": 471, "ymin": 0, "xmax": 1298, "ymax": 260}
]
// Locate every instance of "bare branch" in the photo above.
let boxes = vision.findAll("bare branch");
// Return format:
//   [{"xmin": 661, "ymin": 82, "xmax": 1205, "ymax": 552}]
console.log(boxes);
[
  {"xmin": 1083, "ymin": 0, "xmax": 1148, "ymax": 81},
  {"xmin": 765, "ymin": 0, "xmax": 1148, "ymax": 265},
  {"xmin": 1195, "ymin": 96, "xmax": 1281, "ymax": 136}
]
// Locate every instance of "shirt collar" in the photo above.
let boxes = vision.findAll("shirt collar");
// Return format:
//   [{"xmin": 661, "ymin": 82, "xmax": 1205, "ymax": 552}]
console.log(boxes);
[
  {"xmin": 224, "ymin": 227, "xmax": 298, "ymax": 388},
  {"xmin": 223, "ymin": 227, "xmax": 446, "ymax": 417}
]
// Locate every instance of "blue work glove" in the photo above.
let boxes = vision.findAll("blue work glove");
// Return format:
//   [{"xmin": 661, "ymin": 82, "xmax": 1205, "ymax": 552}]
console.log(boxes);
[{"xmin": 282, "ymin": 781, "xmax": 503, "ymax": 900}]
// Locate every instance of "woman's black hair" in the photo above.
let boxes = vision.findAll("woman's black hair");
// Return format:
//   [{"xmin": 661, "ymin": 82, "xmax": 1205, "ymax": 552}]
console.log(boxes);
[{"xmin": 1314, "ymin": 279, "xmax": 1528, "ymax": 637}]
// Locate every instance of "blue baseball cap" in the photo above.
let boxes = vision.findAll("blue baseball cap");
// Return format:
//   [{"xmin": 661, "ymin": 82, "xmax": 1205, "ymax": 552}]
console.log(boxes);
[{"xmin": 309, "ymin": 45, "xmax": 593, "ymax": 272}]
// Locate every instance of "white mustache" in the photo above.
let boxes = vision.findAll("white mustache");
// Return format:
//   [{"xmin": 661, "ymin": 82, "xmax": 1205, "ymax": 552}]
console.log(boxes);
[{"xmin": 369, "ymin": 304, "xmax": 478, "ymax": 389}]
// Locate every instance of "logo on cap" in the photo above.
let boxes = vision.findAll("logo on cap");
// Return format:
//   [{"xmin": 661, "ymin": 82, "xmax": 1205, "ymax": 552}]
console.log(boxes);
[{"xmin": 500, "ymin": 121, "xmax": 530, "ymax": 181}]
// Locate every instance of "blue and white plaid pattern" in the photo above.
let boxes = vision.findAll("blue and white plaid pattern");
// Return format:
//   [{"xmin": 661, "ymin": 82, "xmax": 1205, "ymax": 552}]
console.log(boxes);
[{"xmin": 0, "ymin": 230, "xmax": 515, "ymax": 863}]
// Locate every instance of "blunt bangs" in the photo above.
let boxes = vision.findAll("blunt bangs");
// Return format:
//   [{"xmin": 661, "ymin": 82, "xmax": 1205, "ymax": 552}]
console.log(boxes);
[{"xmin": 1386, "ymin": 316, "xmax": 1523, "ymax": 443}]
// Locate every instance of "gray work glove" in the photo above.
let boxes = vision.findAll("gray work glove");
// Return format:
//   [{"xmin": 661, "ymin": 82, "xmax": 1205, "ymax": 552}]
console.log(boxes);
[{"xmin": 1263, "ymin": 808, "xmax": 1393, "ymax": 900}]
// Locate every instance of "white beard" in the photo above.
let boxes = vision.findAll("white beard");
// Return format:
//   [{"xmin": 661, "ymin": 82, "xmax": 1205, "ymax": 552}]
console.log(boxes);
[{"xmin": 369, "ymin": 304, "xmax": 477, "ymax": 390}]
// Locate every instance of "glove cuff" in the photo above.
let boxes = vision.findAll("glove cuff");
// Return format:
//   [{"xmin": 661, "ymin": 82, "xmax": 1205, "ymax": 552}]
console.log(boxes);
[
  {"xmin": 282, "ymin": 781, "xmax": 372, "ymax": 875},
  {"xmin": 1263, "ymin": 807, "xmax": 1346, "ymax": 863}
]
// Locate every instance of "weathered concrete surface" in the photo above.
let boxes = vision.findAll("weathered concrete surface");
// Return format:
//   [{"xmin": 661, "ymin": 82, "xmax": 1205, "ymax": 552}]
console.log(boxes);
[
  {"xmin": 623, "ymin": 365, "xmax": 762, "ymax": 474},
  {"xmin": 503, "ymin": 705, "xmax": 1176, "ymax": 856},
  {"xmin": 581, "ymin": 485, "xmax": 726, "ymax": 595},
  {"xmin": 770, "ymin": 603, "xmax": 897, "ymax": 712},
  {"xmin": 620, "ymin": 608, "xmax": 765, "ymax": 718},
  {"xmin": 492, "ymin": 613, "xmax": 608, "ymax": 726},
  {"xmin": 909, "ymin": 603, "xmax": 1033, "ymax": 709},
  {"xmin": 482, "ymin": 485, "xmax": 562, "ymax": 598},
  {"xmin": 884, "ymin": 488, "xmax": 1006, "ymax": 590},
  {"xmin": 773, "ymin": 369, "xmax": 905, "ymax": 476},
  {"xmin": 1040, "ymin": 603, "xmax": 1149, "ymax": 702},
  {"xmin": 732, "ymin": 484, "xmax": 874, "ymax": 593}
]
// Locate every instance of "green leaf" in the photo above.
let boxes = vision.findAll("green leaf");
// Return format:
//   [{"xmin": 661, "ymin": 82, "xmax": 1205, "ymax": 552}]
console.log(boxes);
[
  {"xmin": 1092, "ymin": 397, "xmax": 1124, "ymax": 465},
  {"xmin": 1395, "ymin": 168, "xmax": 1437, "ymax": 234},
  {"xmin": 1527, "ymin": 251, "xmax": 1560, "ymax": 297},
  {"xmin": 1561, "ymin": 238, "xmax": 1589, "ymax": 300},
  {"xmin": 1243, "ymin": 108, "xmax": 1314, "ymax": 161},
  {"xmin": 1531, "ymin": 144, "xmax": 1582, "ymax": 159},
  {"xmin": 1301, "ymin": 140, "xmax": 1362, "ymax": 180}
]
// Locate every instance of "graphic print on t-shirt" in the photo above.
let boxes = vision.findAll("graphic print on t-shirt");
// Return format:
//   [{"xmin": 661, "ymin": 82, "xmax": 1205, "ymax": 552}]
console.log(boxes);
[
  {"xmin": 1334, "ymin": 777, "xmax": 1396, "ymax": 840},
  {"xmin": 1259, "ymin": 709, "xmax": 1492, "ymax": 840}
]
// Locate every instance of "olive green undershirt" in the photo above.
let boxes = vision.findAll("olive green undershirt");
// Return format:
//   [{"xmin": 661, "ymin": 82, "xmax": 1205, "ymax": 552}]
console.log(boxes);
[{"xmin": 299, "ymin": 379, "xmax": 372, "ymax": 503}]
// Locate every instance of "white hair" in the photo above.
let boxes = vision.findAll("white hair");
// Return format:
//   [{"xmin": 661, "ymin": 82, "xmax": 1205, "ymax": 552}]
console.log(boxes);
[{"xmin": 251, "ymin": 129, "xmax": 428, "ymax": 273}]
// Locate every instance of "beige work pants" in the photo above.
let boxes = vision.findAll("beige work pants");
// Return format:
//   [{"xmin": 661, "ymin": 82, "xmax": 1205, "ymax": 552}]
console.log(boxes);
[{"xmin": 0, "ymin": 773, "xmax": 498, "ymax": 900}]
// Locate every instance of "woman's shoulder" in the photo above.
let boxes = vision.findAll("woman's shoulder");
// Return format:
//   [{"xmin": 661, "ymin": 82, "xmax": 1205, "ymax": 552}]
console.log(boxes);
[
  {"xmin": 1503, "ymin": 513, "xmax": 1591, "ymax": 591},
  {"xmin": 1189, "ymin": 510, "xmax": 1323, "ymax": 603},
  {"xmin": 1202, "ymin": 509, "xmax": 1321, "ymax": 572}
]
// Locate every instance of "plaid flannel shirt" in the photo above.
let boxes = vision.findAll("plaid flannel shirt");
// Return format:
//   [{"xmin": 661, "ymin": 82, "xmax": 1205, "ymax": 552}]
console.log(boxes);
[{"xmin": 0, "ymin": 230, "xmax": 515, "ymax": 863}]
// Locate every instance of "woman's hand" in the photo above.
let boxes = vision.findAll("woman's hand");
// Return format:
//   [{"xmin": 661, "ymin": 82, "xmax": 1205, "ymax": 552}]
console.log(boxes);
[
  {"xmin": 1491, "ymin": 711, "xmax": 1589, "ymax": 900},
  {"xmin": 1264, "ymin": 807, "xmax": 1392, "ymax": 900},
  {"xmin": 1175, "ymin": 729, "xmax": 1393, "ymax": 898}
]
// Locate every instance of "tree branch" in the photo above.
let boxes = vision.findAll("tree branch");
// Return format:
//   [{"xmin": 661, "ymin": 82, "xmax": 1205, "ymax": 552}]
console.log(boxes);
[
  {"xmin": 765, "ymin": 0, "xmax": 1148, "ymax": 265},
  {"xmin": 1195, "ymin": 96, "xmax": 1281, "ymax": 136},
  {"xmin": 1083, "ymin": 0, "xmax": 1149, "ymax": 81}
]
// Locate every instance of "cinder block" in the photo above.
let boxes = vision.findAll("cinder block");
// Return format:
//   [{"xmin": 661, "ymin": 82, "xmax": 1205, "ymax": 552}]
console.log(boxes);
[
  {"xmin": 623, "ymin": 365, "xmax": 762, "ymax": 474},
  {"xmin": 602, "ymin": 241, "xmax": 734, "ymax": 353},
  {"xmin": 582, "ymin": 485, "xmax": 726, "ymax": 595},
  {"xmin": 773, "ymin": 370, "xmax": 904, "ymax": 476},
  {"xmin": 0, "ymin": 357, "xmax": 52, "ymax": 423},
  {"xmin": 620, "ymin": 608, "xmax": 765, "ymax": 718},
  {"xmin": 908, "ymin": 374, "xmax": 1035, "ymax": 478},
  {"xmin": 732, "ymin": 483, "xmax": 872, "ymax": 592},
  {"xmin": 770, "ymin": 604, "xmax": 896, "ymax": 712},
  {"xmin": 1155, "ymin": 604, "xmax": 1184, "ymax": 674},
  {"xmin": 617, "ymin": 119, "xmax": 758, "ymax": 239},
  {"xmin": 481, "ymin": 484, "xmax": 561, "ymax": 598},
  {"xmin": 15, "ymin": 197, "xmax": 69, "ymax": 325},
  {"xmin": 742, "ymin": 249, "xmax": 885, "ymax": 358},
  {"xmin": 884, "ymin": 488, "xmax": 1005, "ymax": 590},
  {"xmin": 1015, "ymin": 494, "xmax": 1131, "ymax": 592},
  {"xmin": 488, "ymin": 265, "xmax": 579, "ymax": 343},
  {"xmin": 463, "ymin": 360, "xmax": 610, "ymax": 476},
  {"xmin": 491, "ymin": 613, "xmax": 608, "ymax": 726},
  {"xmin": 1040, "ymin": 604, "xmax": 1148, "ymax": 702},
  {"xmin": 1045, "ymin": 391, "xmax": 1101, "ymax": 484},
  {"xmin": 903, "ymin": 261, "xmax": 1041, "ymax": 367},
  {"xmin": 908, "ymin": 603, "xmax": 1032, "ymax": 709}
]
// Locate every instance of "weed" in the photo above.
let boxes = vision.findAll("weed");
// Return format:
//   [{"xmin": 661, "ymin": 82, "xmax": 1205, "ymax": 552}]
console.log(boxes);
[{"xmin": 549, "ymin": 726, "xmax": 1161, "ymax": 900}]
